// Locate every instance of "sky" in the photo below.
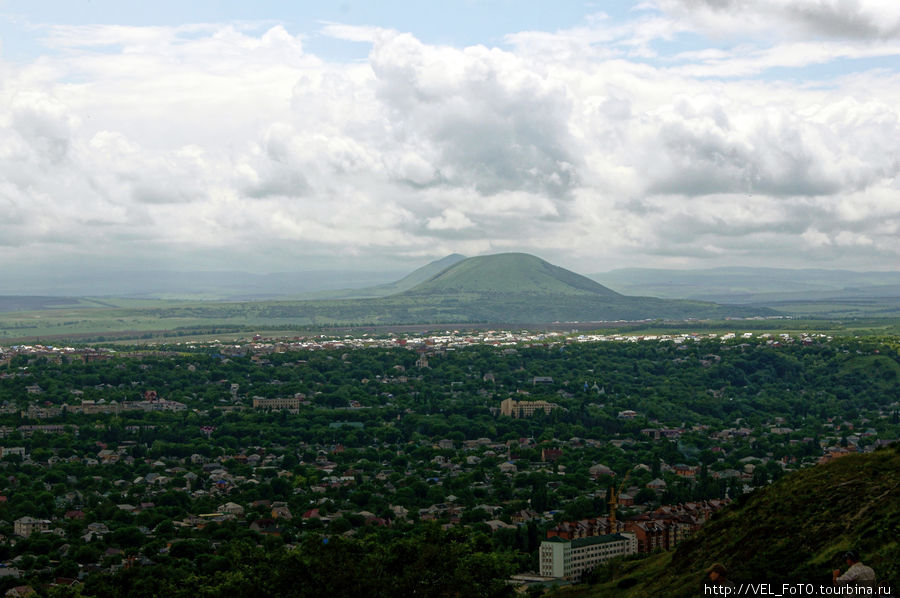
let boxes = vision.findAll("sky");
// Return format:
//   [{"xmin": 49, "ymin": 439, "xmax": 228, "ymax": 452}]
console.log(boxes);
[{"xmin": 0, "ymin": 0, "xmax": 899, "ymax": 278}]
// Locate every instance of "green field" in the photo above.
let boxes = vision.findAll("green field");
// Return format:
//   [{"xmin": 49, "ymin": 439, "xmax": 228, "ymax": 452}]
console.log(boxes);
[
  {"xmin": 758, "ymin": 297, "xmax": 900, "ymax": 317},
  {"xmin": 2, "ymin": 298, "xmax": 899, "ymax": 345}
]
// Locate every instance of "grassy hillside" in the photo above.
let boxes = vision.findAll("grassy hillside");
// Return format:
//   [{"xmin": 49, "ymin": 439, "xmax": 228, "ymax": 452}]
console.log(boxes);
[
  {"xmin": 561, "ymin": 445, "xmax": 900, "ymax": 598},
  {"xmin": 410, "ymin": 253, "xmax": 621, "ymax": 296}
]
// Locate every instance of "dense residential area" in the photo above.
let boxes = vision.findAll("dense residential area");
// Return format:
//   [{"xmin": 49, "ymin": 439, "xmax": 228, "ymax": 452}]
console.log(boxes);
[{"xmin": 0, "ymin": 332, "xmax": 896, "ymax": 596}]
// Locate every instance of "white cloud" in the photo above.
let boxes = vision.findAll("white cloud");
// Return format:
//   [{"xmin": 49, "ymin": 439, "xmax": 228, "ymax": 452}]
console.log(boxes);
[
  {"xmin": 319, "ymin": 22, "xmax": 386, "ymax": 43},
  {"xmin": 668, "ymin": 40, "xmax": 900, "ymax": 77},
  {"xmin": 655, "ymin": 0, "xmax": 900, "ymax": 41},
  {"xmin": 369, "ymin": 33, "xmax": 579, "ymax": 198},
  {"xmin": 0, "ymin": 13, "xmax": 897, "ymax": 274},
  {"xmin": 426, "ymin": 209, "xmax": 474, "ymax": 231}
]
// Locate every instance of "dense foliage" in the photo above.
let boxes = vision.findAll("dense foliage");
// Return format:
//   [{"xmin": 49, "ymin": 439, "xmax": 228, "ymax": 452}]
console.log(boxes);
[
  {"xmin": 72, "ymin": 526, "xmax": 515, "ymax": 598},
  {"xmin": 0, "ymin": 334, "xmax": 896, "ymax": 596}
]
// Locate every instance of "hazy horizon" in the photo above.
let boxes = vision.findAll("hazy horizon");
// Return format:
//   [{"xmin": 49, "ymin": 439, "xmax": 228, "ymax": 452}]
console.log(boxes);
[{"xmin": 3, "ymin": 252, "xmax": 900, "ymax": 300}]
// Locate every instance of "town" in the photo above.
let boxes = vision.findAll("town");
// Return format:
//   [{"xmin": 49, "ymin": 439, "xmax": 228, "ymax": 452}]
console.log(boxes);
[{"xmin": 0, "ymin": 330, "xmax": 896, "ymax": 595}]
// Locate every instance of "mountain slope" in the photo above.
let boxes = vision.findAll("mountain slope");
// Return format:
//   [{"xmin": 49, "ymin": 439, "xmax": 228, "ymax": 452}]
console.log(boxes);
[
  {"xmin": 386, "ymin": 253, "xmax": 468, "ymax": 290},
  {"xmin": 393, "ymin": 253, "xmax": 770, "ymax": 322},
  {"xmin": 408, "ymin": 253, "xmax": 621, "ymax": 296},
  {"xmin": 577, "ymin": 445, "xmax": 900, "ymax": 598}
]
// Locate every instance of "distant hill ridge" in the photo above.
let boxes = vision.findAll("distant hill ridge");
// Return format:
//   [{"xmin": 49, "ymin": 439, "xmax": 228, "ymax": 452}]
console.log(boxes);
[
  {"xmin": 594, "ymin": 266, "xmax": 900, "ymax": 303},
  {"xmin": 408, "ymin": 253, "xmax": 622, "ymax": 297}
]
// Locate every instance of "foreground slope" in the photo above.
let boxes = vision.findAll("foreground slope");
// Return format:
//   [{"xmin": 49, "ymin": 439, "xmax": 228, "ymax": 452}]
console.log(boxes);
[{"xmin": 574, "ymin": 445, "xmax": 899, "ymax": 598}]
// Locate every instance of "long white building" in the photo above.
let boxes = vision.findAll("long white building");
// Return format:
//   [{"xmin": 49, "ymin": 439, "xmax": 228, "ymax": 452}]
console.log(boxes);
[{"xmin": 539, "ymin": 533, "xmax": 637, "ymax": 580}]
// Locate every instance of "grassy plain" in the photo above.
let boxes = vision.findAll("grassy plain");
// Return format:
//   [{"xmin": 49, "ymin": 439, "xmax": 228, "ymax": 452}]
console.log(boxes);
[
  {"xmin": 0, "ymin": 295, "xmax": 771, "ymax": 344},
  {"xmin": 2, "ymin": 296, "xmax": 899, "ymax": 346}
]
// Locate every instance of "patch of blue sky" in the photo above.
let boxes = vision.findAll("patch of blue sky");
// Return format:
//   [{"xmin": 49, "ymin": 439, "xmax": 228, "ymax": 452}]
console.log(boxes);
[
  {"xmin": 650, "ymin": 31, "xmax": 734, "ymax": 62},
  {"xmin": 760, "ymin": 54, "xmax": 900, "ymax": 83},
  {"xmin": 0, "ymin": 0, "xmax": 613, "ymax": 62},
  {"xmin": 304, "ymin": 35, "xmax": 372, "ymax": 63}
]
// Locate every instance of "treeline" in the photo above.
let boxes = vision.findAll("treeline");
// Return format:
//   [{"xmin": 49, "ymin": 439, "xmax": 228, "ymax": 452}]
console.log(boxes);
[{"xmin": 54, "ymin": 527, "xmax": 515, "ymax": 598}]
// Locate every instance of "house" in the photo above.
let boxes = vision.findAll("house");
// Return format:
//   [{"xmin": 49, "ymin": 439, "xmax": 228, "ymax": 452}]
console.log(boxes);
[
  {"xmin": 674, "ymin": 464, "xmax": 697, "ymax": 477},
  {"xmin": 86, "ymin": 522, "xmax": 109, "ymax": 534},
  {"xmin": 13, "ymin": 517, "xmax": 50, "ymax": 538},
  {"xmin": 589, "ymin": 464, "xmax": 614, "ymax": 478},
  {"xmin": 646, "ymin": 478, "xmax": 667, "ymax": 491},
  {"xmin": 271, "ymin": 505, "xmax": 292, "ymax": 520},
  {"xmin": 618, "ymin": 493, "xmax": 635, "ymax": 507},
  {"xmin": 216, "ymin": 502, "xmax": 244, "ymax": 517},
  {"xmin": 498, "ymin": 462, "xmax": 517, "ymax": 474},
  {"xmin": 249, "ymin": 519, "xmax": 281, "ymax": 536},
  {"xmin": 97, "ymin": 449, "xmax": 119, "ymax": 465},
  {"xmin": 484, "ymin": 520, "xmax": 515, "ymax": 532},
  {"xmin": 511, "ymin": 509, "xmax": 540, "ymax": 523},
  {"xmin": 546, "ymin": 518, "xmax": 617, "ymax": 540},
  {"xmin": 390, "ymin": 505, "xmax": 409, "ymax": 520},
  {"xmin": 81, "ymin": 522, "xmax": 109, "ymax": 542},
  {"xmin": 541, "ymin": 448, "xmax": 563, "ymax": 462}
]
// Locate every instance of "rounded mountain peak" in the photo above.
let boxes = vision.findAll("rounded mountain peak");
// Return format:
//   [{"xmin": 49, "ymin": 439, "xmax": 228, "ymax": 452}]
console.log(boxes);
[{"xmin": 407, "ymin": 253, "xmax": 621, "ymax": 296}]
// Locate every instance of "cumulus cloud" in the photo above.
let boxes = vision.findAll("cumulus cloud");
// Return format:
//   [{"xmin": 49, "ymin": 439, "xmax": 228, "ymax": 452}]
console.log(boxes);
[
  {"xmin": 0, "ymin": 11, "xmax": 898, "ymax": 274},
  {"xmin": 369, "ymin": 33, "xmax": 578, "ymax": 198},
  {"xmin": 656, "ymin": 0, "xmax": 900, "ymax": 40}
]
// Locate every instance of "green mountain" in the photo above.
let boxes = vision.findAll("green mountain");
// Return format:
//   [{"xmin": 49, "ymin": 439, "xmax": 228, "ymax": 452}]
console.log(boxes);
[
  {"xmin": 576, "ymin": 445, "xmax": 900, "ymax": 598},
  {"xmin": 391, "ymin": 253, "xmax": 770, "ymax": 322},
  {"xmin": 409, "ymin": 253, "xmax": 621, "ymax": 296}
]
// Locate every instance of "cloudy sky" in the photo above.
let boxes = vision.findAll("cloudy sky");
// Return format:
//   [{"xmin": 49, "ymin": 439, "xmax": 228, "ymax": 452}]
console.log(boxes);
[{"xmin": 1, "ymin": 0, "xmax": 898, "ymax": 278}]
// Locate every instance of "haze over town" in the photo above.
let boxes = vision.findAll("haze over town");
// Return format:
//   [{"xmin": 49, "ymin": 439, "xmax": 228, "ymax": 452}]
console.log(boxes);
[{"xmin": 1, "ymin": 0, "xmax": 899, "ymax": 285}]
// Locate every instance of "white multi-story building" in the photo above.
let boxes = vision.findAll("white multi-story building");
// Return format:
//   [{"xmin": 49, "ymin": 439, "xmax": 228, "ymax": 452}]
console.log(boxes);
[
  {"xmin": 14, "ymin": 517, "xmax": 50, "ymax": 538},
  {"xmin": 539, "ymin": 533, "xmax": 637, "ymax": 580}
]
